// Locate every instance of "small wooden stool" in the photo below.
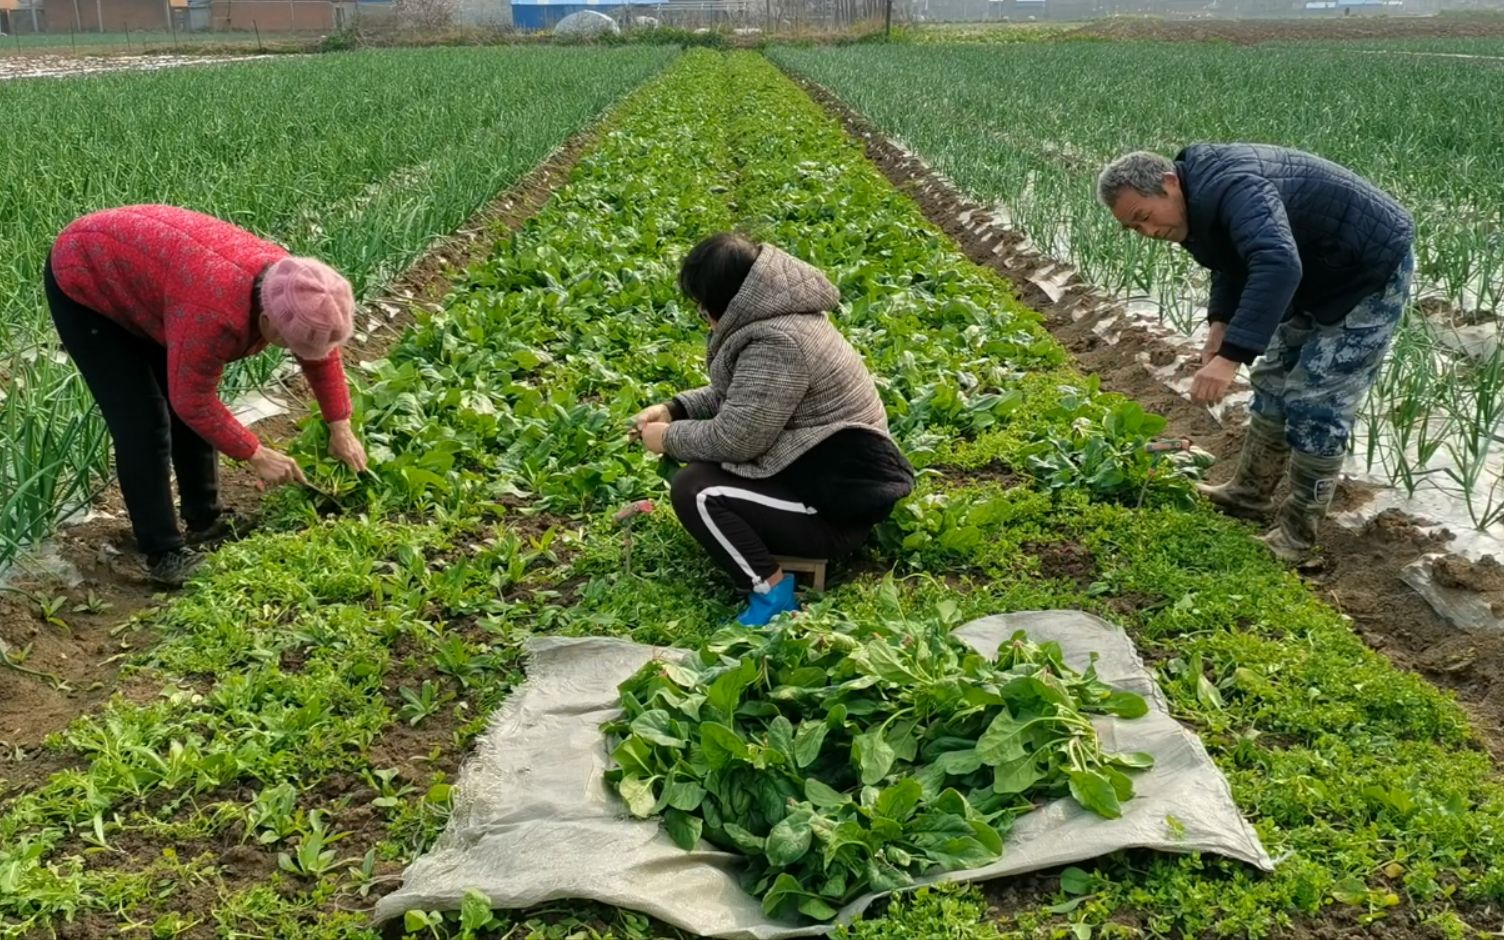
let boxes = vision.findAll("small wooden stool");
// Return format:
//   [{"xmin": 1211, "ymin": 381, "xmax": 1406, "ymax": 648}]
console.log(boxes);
[{"xmin": 774, "ymin": 556, "xmax": 828, "ymax": 592}]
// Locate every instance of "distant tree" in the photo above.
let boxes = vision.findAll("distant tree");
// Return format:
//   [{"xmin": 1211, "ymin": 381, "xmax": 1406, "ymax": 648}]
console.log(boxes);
[{"xmin": 397, "ymin": 0, "xmax": 457, "ymax": 30}]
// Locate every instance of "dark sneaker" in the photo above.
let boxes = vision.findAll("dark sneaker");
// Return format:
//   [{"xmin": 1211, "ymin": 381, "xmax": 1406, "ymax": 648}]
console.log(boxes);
[
  {"xmin": 147, "ymin": 548, "xmax": 204, "ymax": 588},
  {"xmin": 186, "ymin": 511, "xmax": 253, "ymax": 547}
]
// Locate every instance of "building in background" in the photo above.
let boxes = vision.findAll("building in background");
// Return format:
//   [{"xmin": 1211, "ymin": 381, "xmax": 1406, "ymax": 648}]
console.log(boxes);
[
  {"xmin": 207, "ymin": 0, "xmax": 355, "ymax": 31},
  {"xmin": 0, "ymin": 0, "xmax": 38, "ymax": 33},
  {"xmin": 2, "ymin": 0, "xmax": 49, "ymax": 31},
  {"xmin": 2, "ymin": 0, "xmax": 1491, "ymax": 33},
  {"xmin": 455, "ymin": 0, "xmax": 510, "ymax": 25},
  {"xmin": 1, "ymin": 0, "xmax": 358, "ymax": 32}
]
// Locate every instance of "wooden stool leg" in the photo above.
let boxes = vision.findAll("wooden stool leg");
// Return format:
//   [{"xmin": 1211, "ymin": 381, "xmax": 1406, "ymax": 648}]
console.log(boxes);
[{"xmin": 773, "ymin": 556, "xmax": 829, "ymax": 592}]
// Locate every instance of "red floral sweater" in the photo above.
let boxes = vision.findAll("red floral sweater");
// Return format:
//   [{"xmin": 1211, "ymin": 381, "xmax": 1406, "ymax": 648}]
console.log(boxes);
[{"xmin": 50, "ymin": 205, "xmax": 352, "ymax": 461}]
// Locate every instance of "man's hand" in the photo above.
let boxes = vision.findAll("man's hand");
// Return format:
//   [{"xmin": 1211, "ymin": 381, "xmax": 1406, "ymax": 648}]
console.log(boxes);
[
  {"xmin": 1201, "ymin": 321, "xmax": 1229, "ymax": 366},
  {"xmin": 1191, "ymin": 356, "xmax": 1240, "ymax": 405},
  {"xmin": 629, "ymin": 403, "xmax": 672, "ymax": 442},
  {"xmin": 248, "ymin": 445, "xmax": 307, "ymax": 486},
  {"xmin": 328, "ymin": 420, "xmax": 368, "ymax": 473},
  {"xmin": 640, "ymin": 422, "xmax": 669, "ymax": 455}
]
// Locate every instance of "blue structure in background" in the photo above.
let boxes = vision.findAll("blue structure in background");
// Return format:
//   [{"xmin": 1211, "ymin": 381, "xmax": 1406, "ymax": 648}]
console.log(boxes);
[{"xmin": 511, "ymin": 0, "xmax": 664, "ymax": 29}]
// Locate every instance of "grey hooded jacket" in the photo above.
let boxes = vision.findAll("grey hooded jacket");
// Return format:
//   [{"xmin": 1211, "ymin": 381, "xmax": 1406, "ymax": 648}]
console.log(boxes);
[{"xmin": 662, "ymin": 245, "xmax": 891, "ymax": 479}]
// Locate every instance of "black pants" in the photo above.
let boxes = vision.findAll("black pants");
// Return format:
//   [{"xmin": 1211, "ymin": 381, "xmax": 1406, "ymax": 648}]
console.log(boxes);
[
  {"xmin": 669, "ymin": 461, "xmax": 873, "ymax": 594},
  {"xmin": 45, "ymin": 260, "xmax": 222, "ymax": 558}
]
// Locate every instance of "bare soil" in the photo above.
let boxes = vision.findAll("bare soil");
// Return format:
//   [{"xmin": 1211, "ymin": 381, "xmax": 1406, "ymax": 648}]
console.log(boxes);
[{"xmin": 1025, "ymin": 539, "xmax": 1098, "ymax": 588}]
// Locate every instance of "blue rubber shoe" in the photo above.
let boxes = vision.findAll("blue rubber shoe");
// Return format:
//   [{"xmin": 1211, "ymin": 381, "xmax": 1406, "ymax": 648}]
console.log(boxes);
[{"xmin": 736, "ymin": 576, "xmax": 799, "ymax": 627}]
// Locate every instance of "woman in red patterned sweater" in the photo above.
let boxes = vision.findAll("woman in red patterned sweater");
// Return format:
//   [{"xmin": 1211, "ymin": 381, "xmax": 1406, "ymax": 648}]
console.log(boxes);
[{"xmin": 47, "ymin": 205, "xmax": 368, "ymax": 586}]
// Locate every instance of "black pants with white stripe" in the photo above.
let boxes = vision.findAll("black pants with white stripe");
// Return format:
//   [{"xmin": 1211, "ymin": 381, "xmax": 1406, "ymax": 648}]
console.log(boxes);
[{"xmin": 669, "ymin": 461, "xmax": 874, "ymax": 594}]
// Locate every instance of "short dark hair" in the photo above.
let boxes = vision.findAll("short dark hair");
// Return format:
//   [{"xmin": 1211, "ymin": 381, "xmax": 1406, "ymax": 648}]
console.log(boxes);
[
  {"xmin": 1097, "ymin": 151, "xmax": 1174, "ymax": 207},
  {"xmin": 678, "ymin": 233, "xmax": 761, "ymax": 319}
]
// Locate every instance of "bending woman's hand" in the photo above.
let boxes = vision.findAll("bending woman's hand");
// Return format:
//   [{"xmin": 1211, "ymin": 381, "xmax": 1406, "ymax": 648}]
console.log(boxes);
[
  {"xmin": 248, "ymin": 445, "xmax": 307, "ymax": 486},
  {"xmin": 328, "ymin": 419, "xmax": 368, "ymax": 473}
]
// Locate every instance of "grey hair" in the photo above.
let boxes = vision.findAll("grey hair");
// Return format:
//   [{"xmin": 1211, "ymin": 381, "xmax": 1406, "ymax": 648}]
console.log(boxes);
[{"xmin": 1096, "ymin": 151, "xmax": 1175, "ymax": 207}]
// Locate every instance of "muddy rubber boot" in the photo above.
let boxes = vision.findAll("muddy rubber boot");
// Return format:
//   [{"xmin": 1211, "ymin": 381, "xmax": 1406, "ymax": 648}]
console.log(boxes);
[
  {"xmin": 1260, "ymin": 451, "xmax": 1345, "ymax": 564},
  {"xmin": 1196, "ymin": 414, "xmax": 1290, "ymax": 518}
]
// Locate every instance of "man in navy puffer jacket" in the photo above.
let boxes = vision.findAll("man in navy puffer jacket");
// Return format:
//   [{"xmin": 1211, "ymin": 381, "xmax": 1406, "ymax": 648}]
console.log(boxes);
[{"xmin": 1096, "ymin": 144, "xmax": 1414, "ymax": 562}]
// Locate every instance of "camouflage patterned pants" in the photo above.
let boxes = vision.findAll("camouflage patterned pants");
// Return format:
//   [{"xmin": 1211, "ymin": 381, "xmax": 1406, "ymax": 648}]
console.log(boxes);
[{"xmin": 1249, "ymin": 251, "xmax": 1414, "ymax": 458}]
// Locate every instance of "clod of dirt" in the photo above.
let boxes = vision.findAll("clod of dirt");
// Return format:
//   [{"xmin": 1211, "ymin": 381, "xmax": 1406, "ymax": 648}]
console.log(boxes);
[
  {"xmin": 1431, "ymin": 555, "xmax": 1504, "ymax": 617},
  {"xmin": 1362, "ymin": 508, "xmax": 1451, "ymax": 550},
  {"xmin": 1417, "ymin": 295, "xmax": 1500, "ymax": 329},
  {"xmin": 1432, "ymin": 554, "xmax": 1504, "ymax": 594}
]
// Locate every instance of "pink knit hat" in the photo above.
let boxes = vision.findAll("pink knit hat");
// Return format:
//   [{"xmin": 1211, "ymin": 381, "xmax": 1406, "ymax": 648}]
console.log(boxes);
[{"xmin": 259, "ymin": 257, "xmax": 356, "ymax": 360}]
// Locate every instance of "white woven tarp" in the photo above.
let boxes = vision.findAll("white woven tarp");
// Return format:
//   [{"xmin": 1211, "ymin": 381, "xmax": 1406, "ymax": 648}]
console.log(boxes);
[
  {"xmin": 375, "ymin": 610, "xmax": 1273, "ymax": 937},
  {"xmin": 553, "ymin": 10, "xmax": 619, "ymax": 38}
]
